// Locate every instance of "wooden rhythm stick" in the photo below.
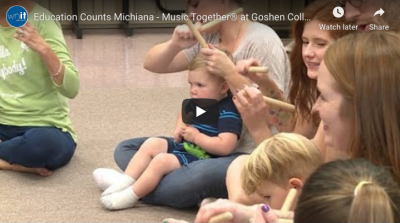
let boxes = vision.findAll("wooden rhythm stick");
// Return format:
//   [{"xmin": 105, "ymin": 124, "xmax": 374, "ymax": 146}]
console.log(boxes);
[
  {"xmin": 279, "ymin": 219, "xmax": 294, "ymax": 223},
  {"xmin": 248, "ymin": 66, "xmax": 269, "ymax": 73},
  {"xmin": 281, "ymin": 188, "xmax": 297, "ymax": 212},
  {"xmin": 207, "ymin": 189, "xmax": 297, "ymax": 223},
  {"xmin": 199, "ymin": 7, "xmax": 244, "ymax": 32},
  {"xmin": 184, "ymin": 15, "xmax": 209, "ymax": 48},
  {"xmin": 184, "ymin": 15, "xmax": 269, "ymax": 74},
  {"xmin": 208, "ymin": 211, "xmax": 234, "ymax": 223},
  {"xmin": 240, "ymin": 88, "xmax": 295, "ymax": 112},
  {"xmin": 263, "ymin": 96, "xmax": 295, "ymax": 112}
]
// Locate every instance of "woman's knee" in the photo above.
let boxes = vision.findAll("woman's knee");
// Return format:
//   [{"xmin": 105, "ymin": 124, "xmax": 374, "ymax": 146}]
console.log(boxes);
[
  {"xmin": 4, "ymin": 127, "xmax": 75, "ymax": 169},
  {"xmin": 25, "ymin": 128, "xmax": 74, "ymax": 152},
  {"xmin": 115, "ymin": 137, "xmax": 148, "ymax": 152},
  {"xmin": 114, "ymin": 137, "xmax": 148, "ymax": 170}
]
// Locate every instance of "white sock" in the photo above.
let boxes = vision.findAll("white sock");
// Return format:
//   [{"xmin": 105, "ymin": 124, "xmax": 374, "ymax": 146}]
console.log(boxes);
[
  {"xmin": 102, "ymin": 174, "xmax": 135, "ymax": 196},
  {"xmin": 101, "ymin": 187, "xmax": 139, "ymax": 210},
  {"xmin": 93, "ymin": 168, "xmax": 124, "ymax": 191}
]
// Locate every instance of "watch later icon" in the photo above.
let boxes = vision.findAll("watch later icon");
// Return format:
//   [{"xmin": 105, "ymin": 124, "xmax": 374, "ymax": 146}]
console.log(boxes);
[{"xmin": 333, "ymin": 7, "xmax": 344, "ymax": 18}]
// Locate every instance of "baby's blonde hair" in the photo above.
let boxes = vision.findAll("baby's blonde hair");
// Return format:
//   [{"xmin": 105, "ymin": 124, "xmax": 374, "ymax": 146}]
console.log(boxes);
[
  {"xmin": 188, "ymin": 47, "xmax": 233, "ymax": 82},
  {"xmin": 241, "ymin": 133, "xmax": 323, "ymax": 195}
]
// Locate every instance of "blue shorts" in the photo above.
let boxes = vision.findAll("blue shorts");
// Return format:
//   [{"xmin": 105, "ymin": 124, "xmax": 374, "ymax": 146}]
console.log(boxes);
[{"xmin": 159, "ymin": 137, "xmax": 202, "ymax": 166}]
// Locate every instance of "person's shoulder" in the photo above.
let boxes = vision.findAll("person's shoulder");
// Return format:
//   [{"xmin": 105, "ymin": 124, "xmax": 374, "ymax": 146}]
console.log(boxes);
[
  {"xmin": 218, "ymin": 94, "xmax": 238, "ymax": 112},
  {"xmin": 242, "ymin": 22, "xmax": 284, "ymax": 51},
  {"xmin": 247, "ymin": 22, "xmax": 280, "ymax": 38}
]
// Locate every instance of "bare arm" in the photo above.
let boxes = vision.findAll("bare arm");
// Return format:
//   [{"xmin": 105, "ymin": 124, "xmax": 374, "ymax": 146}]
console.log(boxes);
[
  {"xmin": 143, "ymin": 40, "xmax": 189, "ymax": 73},
  {"xmin": 143, "ymin": 23, "xmax": 202, "ymax": 73},
  {"xmin": 225, "ymin": 72, "xmax": 252, "ymax": 96},
  {"xmin": 193, "ymin": 133, "xmax": 238, "ymax": 156}
]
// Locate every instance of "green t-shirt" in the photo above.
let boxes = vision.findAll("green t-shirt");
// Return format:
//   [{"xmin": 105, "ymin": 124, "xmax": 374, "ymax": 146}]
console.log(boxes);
[{"xmin": 0, "ymin": 4, "xmax": 79, "ymax": 142}]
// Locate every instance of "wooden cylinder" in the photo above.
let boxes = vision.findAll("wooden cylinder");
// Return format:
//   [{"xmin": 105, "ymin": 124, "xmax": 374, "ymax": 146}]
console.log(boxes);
[
  {"xmin": 248, "ymin": 66, "xmax": 269, "ymax": 73},
  {"xmin": 281, "ymin": 188, "xmax": 297, "ymax": 211},
  {"xmin": 184, "ymin": 14, "xmax": 208, "ymax": 48},
  {"xmin": 263, "ymin": 96, "xmax": 295, "ymax": 112},
  {"xmin": 208, "ymin": 211, "xmax": 233, "ymax": 223}
]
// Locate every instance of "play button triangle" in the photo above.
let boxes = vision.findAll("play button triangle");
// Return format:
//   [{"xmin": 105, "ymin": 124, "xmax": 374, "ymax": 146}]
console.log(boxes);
[{"xmin": 196, "ymin": 106, "xmax": 206, "ymax": 117}]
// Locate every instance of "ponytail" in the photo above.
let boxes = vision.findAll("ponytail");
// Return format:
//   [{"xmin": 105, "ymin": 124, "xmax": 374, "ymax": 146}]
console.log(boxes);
[{"xmin": 349, "ymin": 182, "xmax": 395, "ymax": 223}]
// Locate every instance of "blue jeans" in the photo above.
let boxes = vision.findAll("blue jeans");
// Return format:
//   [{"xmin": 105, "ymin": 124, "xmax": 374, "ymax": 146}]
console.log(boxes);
[
  {"xmin": 114, "ymin": 137, "xmax": 241, "ymax": 209},
  {"xmin": 0, "ymin": 124, "xmax": 76, "ymax": 170}
]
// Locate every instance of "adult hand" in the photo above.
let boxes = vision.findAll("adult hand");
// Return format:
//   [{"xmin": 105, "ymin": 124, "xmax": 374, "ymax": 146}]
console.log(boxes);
[
  {"xmin": 237, "ymin": 59, "xmax": 274, "ymax": 86},
  {"xmin": 201, "ymin": 43, "xmax": 237, "ymax": 79},
  {"xmin": 14, "ymin": 21, "xmax": 50, "ymax": 55},
  {"xmin": 181, "ymin": 125, "xmax": 200, "ymax": 143},
  {"xmin": 194, "ymin": 199, "xmax": 253, "ymax": 223},
  {"xmin": 170, "ymin": 22, "xmax": 202, "ymax": 50},
  {"xmin": 233, "ymin": 86, "xmax": 271, "ymax": 133},
  {"xmin": 251, "ymin": 204, "xmax": 280, "ymax": 223}
]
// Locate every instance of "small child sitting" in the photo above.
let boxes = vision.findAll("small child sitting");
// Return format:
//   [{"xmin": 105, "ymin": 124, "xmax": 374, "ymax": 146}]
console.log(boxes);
[
  {"xmin": 241, "ymin": 132, "xmax": 323, "ymax": 210},
  {"xmin": 100, "ymin": 50, "xmax": 242, "ymax": 210}
]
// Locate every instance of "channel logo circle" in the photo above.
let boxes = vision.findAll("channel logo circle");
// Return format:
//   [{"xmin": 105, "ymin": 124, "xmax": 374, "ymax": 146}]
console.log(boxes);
[
  {"xmin": 6, "ymin": 5, "xmax": 28, "ymax": 27},
  {"xmin": 333, "ymin": 6, "xmax": 344, "ymax": 18}
]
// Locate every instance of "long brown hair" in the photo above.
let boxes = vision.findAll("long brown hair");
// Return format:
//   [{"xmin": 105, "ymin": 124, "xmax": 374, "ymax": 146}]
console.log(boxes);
[
  {"xmin": 324, "ymin": 31, "xmax": 400, "ymax": 185},
  {"xmin": 288, "ymin": 0, "xmax": 354, "ymax": 126},
  {"xmin": 295, "ymin": 159, "xmax": 400, "ymax": 223}
]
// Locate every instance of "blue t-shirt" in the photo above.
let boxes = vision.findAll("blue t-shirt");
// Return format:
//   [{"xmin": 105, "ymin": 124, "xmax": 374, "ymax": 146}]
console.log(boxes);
[{"xmin": 178, "ymin": 94, "xmax": 242, "ymax": 158}]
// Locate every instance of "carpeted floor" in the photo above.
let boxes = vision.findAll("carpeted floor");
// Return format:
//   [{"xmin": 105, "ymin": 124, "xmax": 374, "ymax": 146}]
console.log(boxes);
[{"xmin": 0, "ymin": 28, "xmax": 291, "ymax": 222}]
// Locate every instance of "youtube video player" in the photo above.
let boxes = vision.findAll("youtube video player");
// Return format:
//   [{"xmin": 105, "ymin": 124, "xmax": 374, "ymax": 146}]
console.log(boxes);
[{"xmin": 181, "ymin": 98, "xmax": 219, "ymax": 125}]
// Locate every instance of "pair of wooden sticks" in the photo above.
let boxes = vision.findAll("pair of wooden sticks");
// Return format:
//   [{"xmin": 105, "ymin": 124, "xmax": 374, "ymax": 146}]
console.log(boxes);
[
  {"xmin": 183, "ymin": 9, "xmax": 295, "ymax": 112},
  {"xmin": 208, "ymin": 188, "xmax": 297, "ymax": 223}
]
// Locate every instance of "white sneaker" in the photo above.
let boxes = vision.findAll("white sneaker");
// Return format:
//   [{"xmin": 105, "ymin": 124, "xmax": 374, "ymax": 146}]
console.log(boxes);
[{"xmin": 93, "ymin": 168, "xmax": 123, "ymax": 191}]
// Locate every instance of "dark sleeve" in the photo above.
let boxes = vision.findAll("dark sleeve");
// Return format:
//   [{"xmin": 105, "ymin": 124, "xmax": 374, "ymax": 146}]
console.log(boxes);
[{"xmin": 217, "ymin": 97, "xmax": 242, "ymax": 138}]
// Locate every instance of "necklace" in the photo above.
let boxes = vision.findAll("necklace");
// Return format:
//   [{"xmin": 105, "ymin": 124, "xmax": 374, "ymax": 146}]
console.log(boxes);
[{"xmin": 220, "ymin": 20, "xmax": 245, "ymax": 54}]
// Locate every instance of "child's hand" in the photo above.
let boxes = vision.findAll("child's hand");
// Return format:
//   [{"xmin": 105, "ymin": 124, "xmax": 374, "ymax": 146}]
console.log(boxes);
[
  {"xmin": 173, "ymin": 127, "xmax": 183, "ymax": 143},
  {"xmin": 181, "ymin": 126, "xmax": 200, "ymax": 143}
]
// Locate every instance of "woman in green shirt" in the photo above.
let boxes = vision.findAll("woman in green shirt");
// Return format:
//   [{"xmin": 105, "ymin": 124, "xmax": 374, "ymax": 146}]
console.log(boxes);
[{"xmin": 0, "ymin": 0, "xmax": 79, "ymax": 176}]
